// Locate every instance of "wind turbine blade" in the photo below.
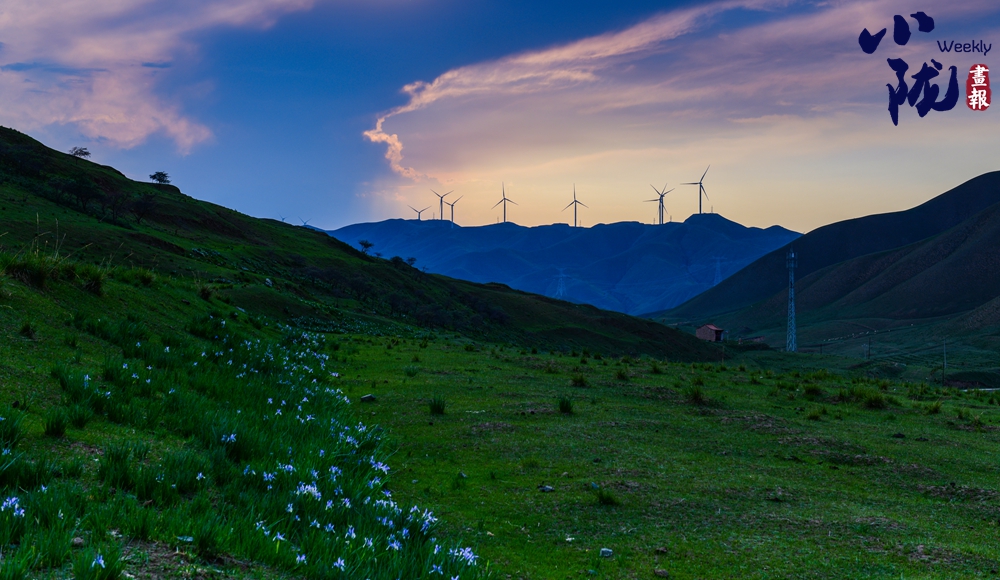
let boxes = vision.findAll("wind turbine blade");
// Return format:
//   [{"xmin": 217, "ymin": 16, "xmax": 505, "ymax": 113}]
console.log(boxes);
[
  {"xmin": 562, "ymin": 202, "xmax": 574, "ymax": 211},
  {"xmin": 421, "ymin": 206, "xmax": 430, "ymax": 212},
  {"xmin": 492, "ymin": 200, "xmax": 504, "ymax": 209},
  {"xmin": 508, "ymin": 199, "xmax": 518, "ymax": 205},
  {"xmin": 681, "ymin": 182, "xmax": 698, "ymax": 185},
  {"xmin": 650, "ymin": 184, "xmax": 662, "ymax": 195},
  {"xmin": 662, "ymin": 182, "xmax": 669, "ymax": 194},
  {"xmin": 701, "ymin": 187, "xmax": 709, "ymax": 201},
  {"xmin": 701, "ymin": 165, "xmax": 710, "ymax": 181},
  {"xmin": 578, "ymin": 202, "xmax": 588, "ymax": 208},
  {"xmin": 408, "ymin": 205, "xmax": 417, "ymax": 212},
  {"xmin": 644, "ymin": 199, "xmax": 659, "ymax": 203},
  {"xmin": 443, "ymin": 190, "xmax": 454, "ymax": 197},
  {"xmin": 664, "ymin": 188, "xmax": 675, "ymax": 195},
  {"xmin": 453, "ymin": 195, "xmax": 463, "ymax": 203}
]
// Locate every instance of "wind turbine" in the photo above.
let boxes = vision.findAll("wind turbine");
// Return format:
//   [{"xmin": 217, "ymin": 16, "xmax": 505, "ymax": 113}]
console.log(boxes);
[
  {"xmin": 430, "ymin": 189, "xmax": 453, "ymax": 221},
  {"xmin": 408, "ymin": 205, "xmax": 430, "ymax": 221},
  {"xmin": 682, "ymin": 165, "xmax": 711, "ymax": 215},
  {"xmin": 298, "ymin": 217, "xmax": 311, "ymax": 226},
  {"xmin": 492, "ymin": 183, "xmax": 517, "ymax": 223},
  {"xmin": 445, "ymin": 195, "xmax": 463, "ymax": 227},
  {"xmin": 644, "ymin": 183, "xmax": 674, "ymax": 225},
  {"xmin": 562, "ymin": 184, "xmax": 588, "ymax": 228}
]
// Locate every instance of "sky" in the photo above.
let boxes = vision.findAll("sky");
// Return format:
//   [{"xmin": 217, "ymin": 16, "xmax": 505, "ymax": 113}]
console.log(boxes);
[{"xmin": 2, "ymin": 0, "xmax": 999, "ymax": 233}]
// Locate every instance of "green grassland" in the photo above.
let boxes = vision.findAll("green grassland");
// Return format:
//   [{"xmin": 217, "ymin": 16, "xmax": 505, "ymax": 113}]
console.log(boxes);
[{"xmin": 337, "ymin": 341, "xmax": 1000, "ymax": 579}]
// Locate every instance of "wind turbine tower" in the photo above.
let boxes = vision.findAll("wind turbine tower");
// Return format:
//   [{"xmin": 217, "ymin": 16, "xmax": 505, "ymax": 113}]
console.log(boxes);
[
  {"xmin": 786, "ymin": 248, "xmax": 797, "ymax": 353},
  {"xmin": 445, "ymin": 195, "xmax": 463, "ymax": 228},
  {"xmin": 645, "ymin": 183, "xmax": 674, "ymax": 225},
  {"xmin": 430, "ymin": 190, "xmax": 453, "ymax": 220},
  {"xmin": 683, "ymin": 166, "xmax": 711, "ymax": 215},
  {"xmin": 562, "ymin": 185, "xmax": 588, "ymax": 227},
  {"xmin": 492, "ymin": 183, "xmax": 517, "ymax": 223},
  {"xmin": 408, "ymin": 205, "xmax": 430, "ymax": 221}
]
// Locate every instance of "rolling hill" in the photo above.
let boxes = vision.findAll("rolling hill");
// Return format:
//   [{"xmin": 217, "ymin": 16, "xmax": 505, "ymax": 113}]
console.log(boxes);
[
  {"xmin": 0, "ymin": 125, "xmax": 715, "ymax": 359},
  {"xmin": 328, "ymin": 214, "xmax": 799, "ymax": 315},
  {"xmin": 662, "ymin": 171, "xmax": 1000, "ymax": 322}
]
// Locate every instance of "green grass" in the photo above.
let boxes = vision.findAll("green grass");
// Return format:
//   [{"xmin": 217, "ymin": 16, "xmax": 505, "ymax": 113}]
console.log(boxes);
[{"xmin": 325, "ymin": 338, "xmax": 1000, "ymax": 579}]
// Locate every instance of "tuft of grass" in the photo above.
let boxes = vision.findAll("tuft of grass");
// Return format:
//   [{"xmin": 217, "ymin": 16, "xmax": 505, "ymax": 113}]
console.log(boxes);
[
  {"xmin": 805, "ymin": 407, "xmax": 825, "ymax": 421},
  {"xmin": 71, "ymin": 546, "xmax": 125, "ymax": 580},
  {"xmin": 596, "ymin": 488, "xmax": 620, "ymax": 506},
  {"xmin": 684, "ymin": 385, "xmax": 708, "ymax": 406},
  {"xmin": 803, "ymin": 384, "xmax": 825, "ymax": 400},
  {"xmin": 558, "ymin": 396, "xmax": 573, "ymax": 415},
  {"xmin": 0, "ymin": 410, "xmax": 26, "ymax": 451},
  {"xmin": 77, "ymin": 264, "xmax": 105, "ymax": 295},
  {"xmin": 68, "ymin": 404, "xmax": 94, "ymax": 429},
  {"xmin": 403, "ymin": 365, "xmax": 420, "ymax": 378},
  {"xmin": 570, "ymin": 374, "xmax": 588, "ymax": 387},
  {"xmin": 926, "ymin": 400, "xmax": 943, "ymax": 415},
  {"xmin": 650, "ymin": 361, "xmax": 663, "ymax": 375},
  {"xmin": 43, "ymin": 407, "xmax": 69, "ymax": 438},
  {"xmin": 18, "ymin": 321, "xmax": 35, "ymax": 340},
  {"xmin": 614, "ymin": 368, "xmax": 630, "ymax": 381},
  {"xmin": 429, "ymin": 396, "xmax": 446, "ymax": 415}
]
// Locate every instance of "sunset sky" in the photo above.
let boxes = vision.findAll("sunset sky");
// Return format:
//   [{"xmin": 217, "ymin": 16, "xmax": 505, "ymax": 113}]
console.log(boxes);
[{"xmin": 2, "ymin": 0, "xmax": 998, "ymax": 232}]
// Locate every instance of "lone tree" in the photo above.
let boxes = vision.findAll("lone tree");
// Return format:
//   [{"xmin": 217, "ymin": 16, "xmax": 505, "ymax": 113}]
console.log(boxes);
[
  {"xmin": 68, "ymin": 147, "xmax": 91, "ymax": 158},
  {"xmin": 149, "ymin": 171, "xmax": 170, "ymax": 184},
  {"xmin": 358, "ymin": 240, "xmax": 374, "ymax": 255},
  {"xmin": 405, "ymin": 257, "xmax": 417, "ymax": 267}
]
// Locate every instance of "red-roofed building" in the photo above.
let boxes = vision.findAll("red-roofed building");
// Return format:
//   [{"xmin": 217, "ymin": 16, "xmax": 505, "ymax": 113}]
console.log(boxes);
[{"xmin": 696, "ymin": 324, "xmax": 725, "ymax": 342}]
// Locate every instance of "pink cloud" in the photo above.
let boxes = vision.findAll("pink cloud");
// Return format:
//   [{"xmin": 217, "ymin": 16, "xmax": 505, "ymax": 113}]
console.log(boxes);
[{"xmin": 0, "ymin": 0, "xmax": 319, "ymax": 152}]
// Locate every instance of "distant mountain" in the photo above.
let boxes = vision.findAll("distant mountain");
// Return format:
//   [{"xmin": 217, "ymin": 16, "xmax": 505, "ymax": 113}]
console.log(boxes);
[
  {"xmin": 328, "ymin": 214, "xmax": 799, "ymax": 315},
  {"xmin": 663, "ymin": 172, "xmax": 1000, "ymax": 322}
]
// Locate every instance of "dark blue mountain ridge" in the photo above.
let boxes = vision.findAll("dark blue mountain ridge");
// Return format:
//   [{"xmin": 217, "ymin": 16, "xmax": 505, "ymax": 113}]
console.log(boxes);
[{"xmin": 325, "ymin": 213, "xmax": 799, "ymax": 315}]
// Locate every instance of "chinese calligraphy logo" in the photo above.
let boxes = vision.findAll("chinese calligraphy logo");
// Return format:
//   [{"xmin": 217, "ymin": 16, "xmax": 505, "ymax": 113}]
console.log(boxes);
[{"xmin": 859, "ymin": 12, "xmax": 961, "ymax": 125}]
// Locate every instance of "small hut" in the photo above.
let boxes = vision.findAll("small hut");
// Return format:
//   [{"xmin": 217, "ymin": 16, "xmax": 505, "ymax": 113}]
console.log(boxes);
[{"xmin": 695, "ymin": 324, "xmax": 725, "ymax": 342}]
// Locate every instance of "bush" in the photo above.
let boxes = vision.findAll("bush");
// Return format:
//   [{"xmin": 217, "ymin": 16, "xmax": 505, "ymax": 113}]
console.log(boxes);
[
  {"xmin": 429, "ymin": 397, "xmax": 446, "ymax": 415},
  {"xmin": 650, "ymin": 361, "xmax": 663, "ymax": 375},
  {"xmin": 43, "ymin": 407, "xmax": 69, "ymax": 437},
  {"xmin": 558, "ymin": 396, "xmax": 573, "ymax": 415}
]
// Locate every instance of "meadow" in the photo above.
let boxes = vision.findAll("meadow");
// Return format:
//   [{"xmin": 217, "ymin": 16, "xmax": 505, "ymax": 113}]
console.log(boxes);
[{"xmin": 349, "ymin": 340, "xmax": 1000, "ymax": 579}]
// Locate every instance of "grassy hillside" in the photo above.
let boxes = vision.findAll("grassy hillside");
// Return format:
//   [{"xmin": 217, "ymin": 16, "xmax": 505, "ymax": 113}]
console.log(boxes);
[
  {"xmin": 663, "ymin": 171, "xmax": 1000, "ymax": 321},
  {"xmin": 656, "ymin": 197, "xmax": 1000, "ymax": 385},
  {"xmin": 0, "ymin": 126, "xmax": 714, "ymax": 361}
]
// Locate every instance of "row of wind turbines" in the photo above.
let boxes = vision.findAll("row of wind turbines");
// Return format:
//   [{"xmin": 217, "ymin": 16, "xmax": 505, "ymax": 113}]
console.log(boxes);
[{"xmin": 407, "ymin": 166, "xmax": 712, "ymax": 227}]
